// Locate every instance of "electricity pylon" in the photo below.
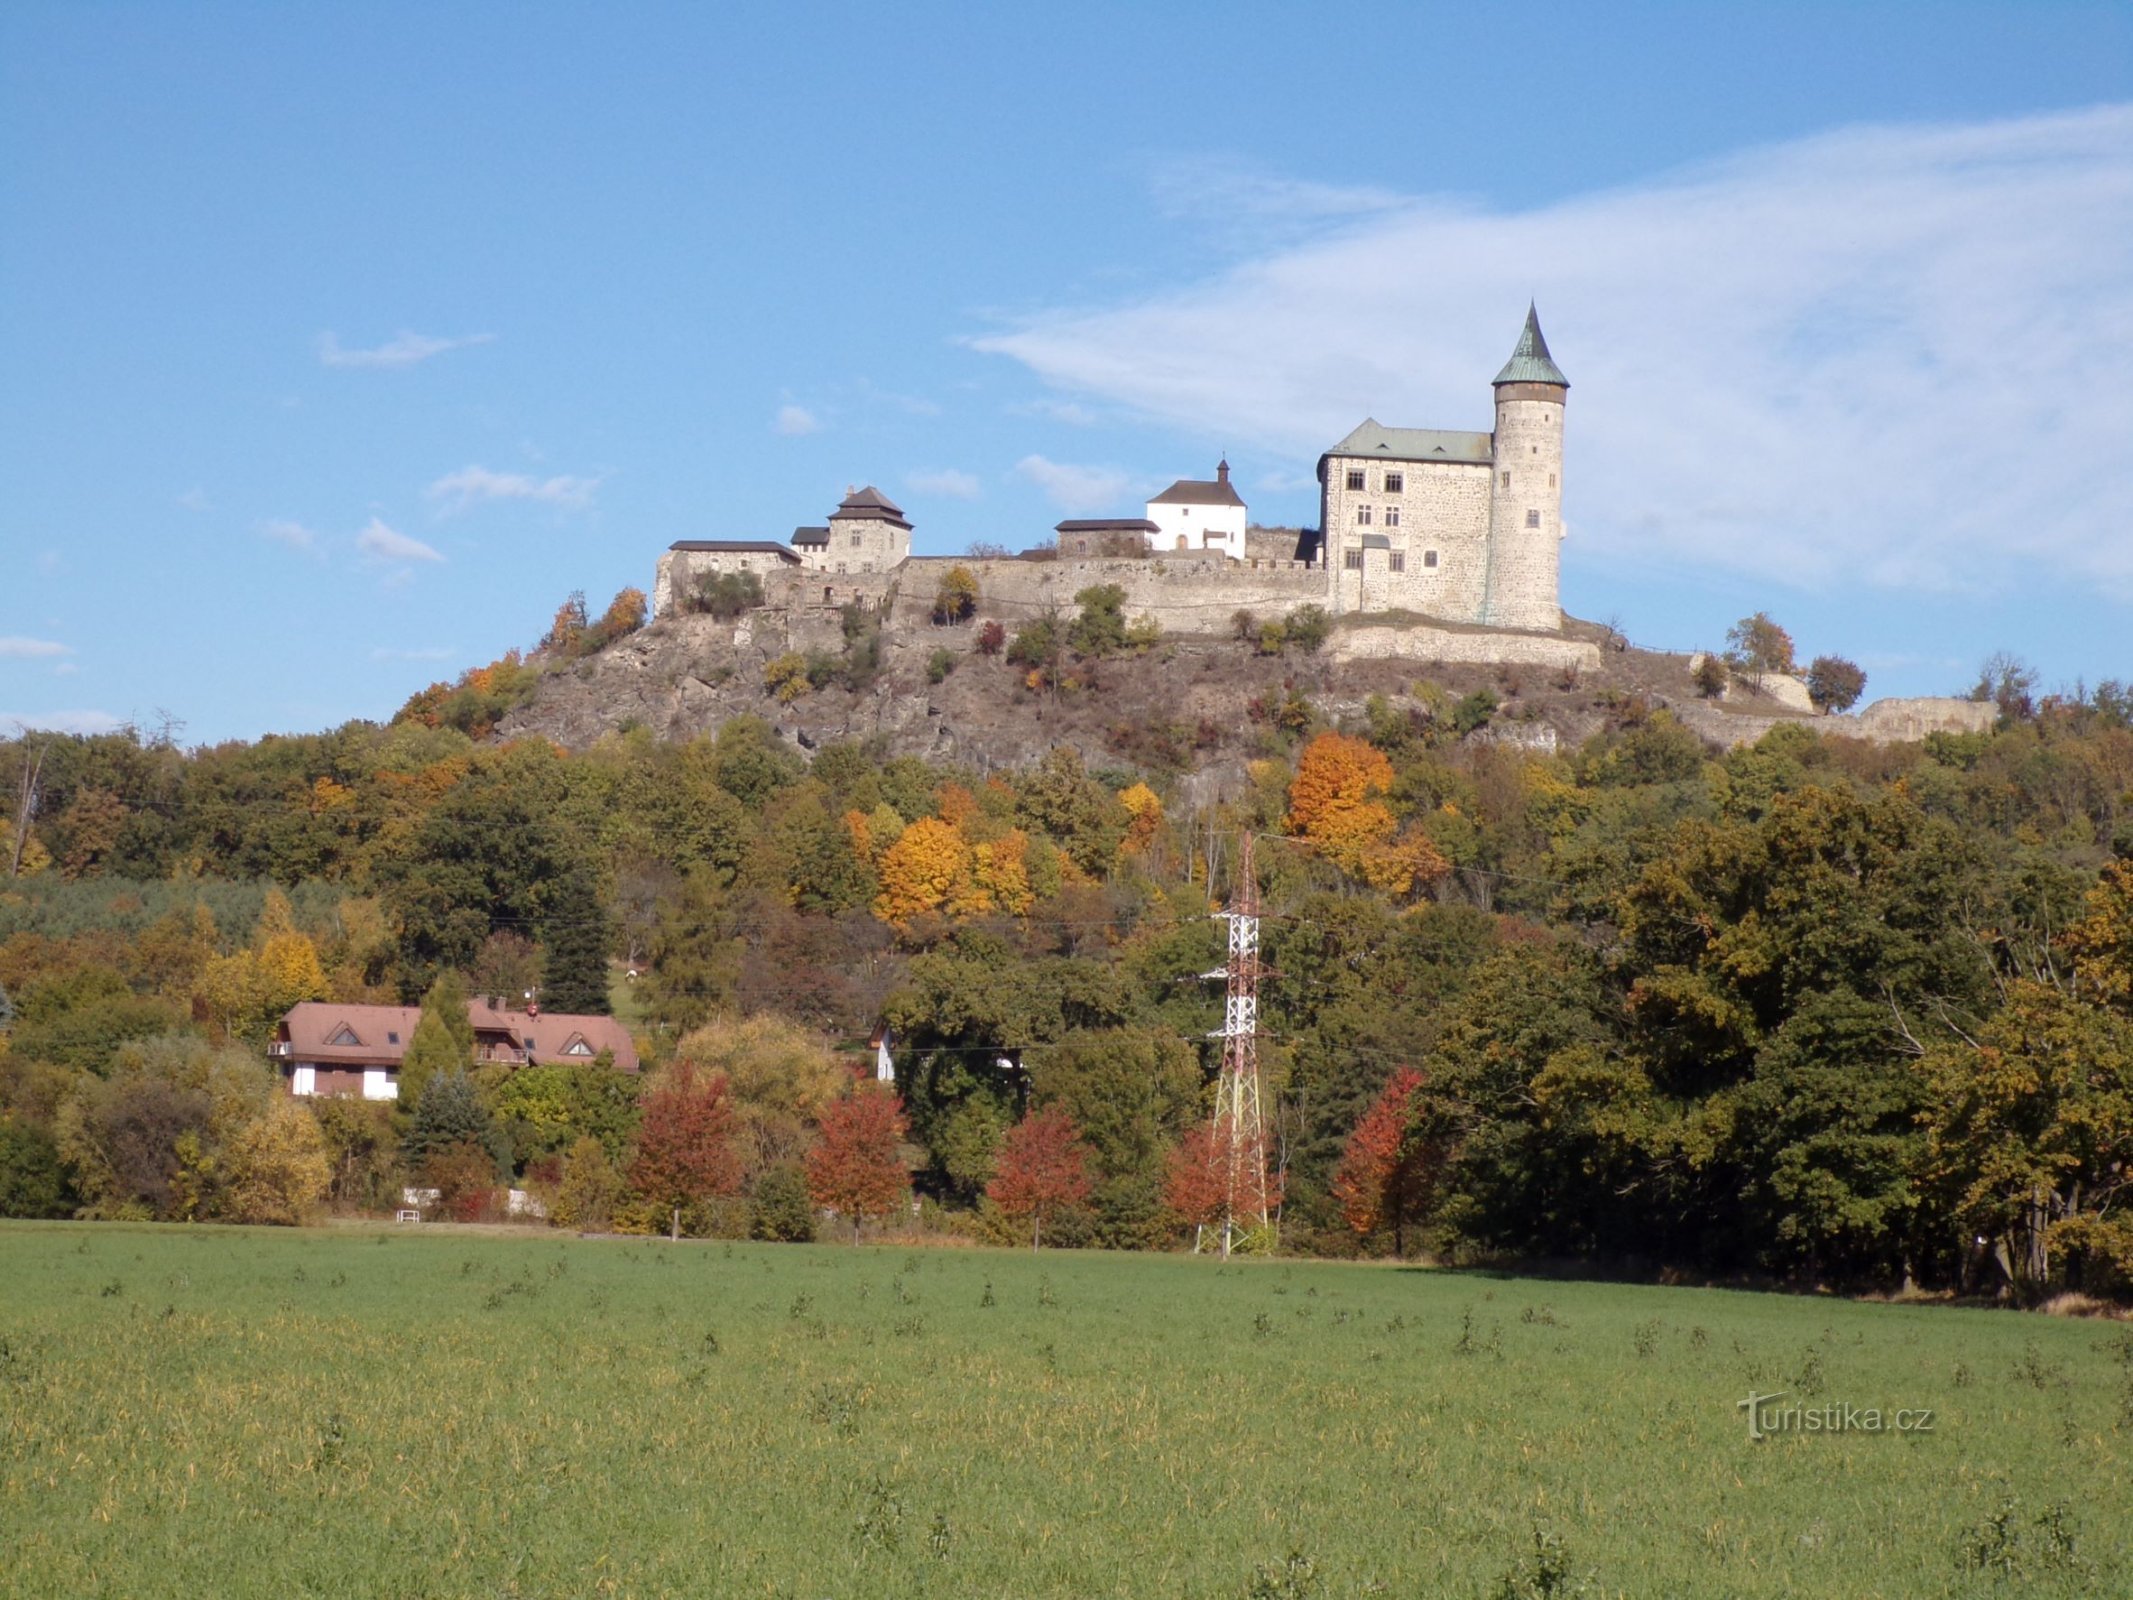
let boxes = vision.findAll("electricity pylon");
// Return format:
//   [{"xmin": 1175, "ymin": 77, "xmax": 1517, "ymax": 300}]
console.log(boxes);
[{"xmin": 1205, "ymin": 830, "xmax": 1272, "ymax": 1257}]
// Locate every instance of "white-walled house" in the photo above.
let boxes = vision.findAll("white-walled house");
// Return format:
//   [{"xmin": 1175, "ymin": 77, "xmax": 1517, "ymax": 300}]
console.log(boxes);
[{"xmin": 1145, "ymin": 460, "xmax": 1247, "ymax": 559}]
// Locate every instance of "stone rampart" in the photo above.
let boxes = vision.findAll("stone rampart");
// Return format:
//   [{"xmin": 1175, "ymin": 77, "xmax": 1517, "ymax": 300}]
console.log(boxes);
[{"xmin": 1327, "ymin": 623, "xmax": 1599, "ymax": 673}]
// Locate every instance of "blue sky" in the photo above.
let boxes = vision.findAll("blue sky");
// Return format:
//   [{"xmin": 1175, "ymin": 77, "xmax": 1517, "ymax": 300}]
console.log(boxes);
[{"xmin": 3, "ymin": 1, "xmax": 2129, "ymax": 744}]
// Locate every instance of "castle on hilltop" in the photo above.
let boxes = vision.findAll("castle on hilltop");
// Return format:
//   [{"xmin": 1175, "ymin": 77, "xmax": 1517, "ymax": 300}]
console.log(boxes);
[{"xmin": 652, "ymin": 308, "xmax": 1569, "ymax": 635}]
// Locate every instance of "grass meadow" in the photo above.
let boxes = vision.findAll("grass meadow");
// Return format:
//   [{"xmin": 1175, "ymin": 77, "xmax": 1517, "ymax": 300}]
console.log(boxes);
[{"xmin": 2, "ymin": 1223, "xmax": 2128, "ymax": 1598}]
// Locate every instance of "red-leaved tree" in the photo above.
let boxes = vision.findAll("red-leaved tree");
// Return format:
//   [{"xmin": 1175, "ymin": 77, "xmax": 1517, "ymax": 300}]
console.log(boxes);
[
  {"xmin": 1162, "ymin": 1123, "xmax": 1227, "ymax": 1252},
  {"xmin": 805, "ymin": 1086, "xmax": 910, "ymax": 1244},
  {"xmin": 630, "ymin": 1063, "xmax": 742, "ymax": 1240},
  {"xmin": 987, "ymin": 1105, "xmax": 1093, "ymax": 1250},
  {"xmin": 1331, "ymin": 1067, "xmax": 1434, "ymax": 1257}
]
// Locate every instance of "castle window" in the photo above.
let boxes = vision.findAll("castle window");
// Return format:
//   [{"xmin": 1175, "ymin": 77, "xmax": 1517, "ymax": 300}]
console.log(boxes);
[
  {"xmin": 850, "ymin": 533, "xmax": 863, "ymax": 548},
  {"xmin": 1345, "ymin": 469, "xmax": 1365, "ymax": 491},
  {"xmin": 1385, "ymin": 507, "xmax": 1400, "ymax": 528},
  {"xmin": 1532, "ymin": 446, "xmax": 1539, "ymax": 455},
  {"xmin": 1384, "ymin": 473, "xmax": 1403, "ymax": 493},
  {"xmin": 1424, "ymin": 550, "xmax": 1438, "ymax": 568},
  {"xmin": 1549, "ymin": 474, "xmax": 1556, "ymax": 488},
  {"xmin": 1343, "ymin": 550, "xmax": 1364, "ymax": 571},
  {"xmin": 1390, "ymin": 552, "xmax": 1406, "ymax": 573},
  {"xmin": 1355, "ymin": 505, "xmax": 1372, "ymax": 526},
  {"xmin": 1525, "ymin": 509, "xmax": 1541, "ymax": 528}
]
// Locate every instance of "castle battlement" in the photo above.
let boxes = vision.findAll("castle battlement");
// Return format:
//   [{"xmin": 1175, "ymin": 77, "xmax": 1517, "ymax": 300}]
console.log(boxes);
[{"xmin": 653, "ymin": 309, "xmax": 1569, "ymax": 636}]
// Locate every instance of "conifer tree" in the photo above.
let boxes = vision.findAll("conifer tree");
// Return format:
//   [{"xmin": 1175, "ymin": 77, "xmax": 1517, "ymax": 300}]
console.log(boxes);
[
  {"xmin": 404, "ymin": 1069, "xmax": 499, "ymax": 1174},
  {"xmin": 397, "ymin": 971, "xmax": 474, "ymax": 1121},
  {"xmin": 541, "ymin": 869, "xmax": 613, "ymax": 1015}
]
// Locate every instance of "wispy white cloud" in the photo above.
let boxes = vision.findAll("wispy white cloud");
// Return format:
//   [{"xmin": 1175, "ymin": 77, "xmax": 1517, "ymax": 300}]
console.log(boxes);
[
  {"xmin": 1013, "ymin": 455, "xmax": 1137, "ymax": 513},
  {"xmin": 258, "ymin": 518, "xmax": 322, "ymax": 554},
  {"xmin": 774, "ymin": 404, "xmax": 822, "ymax": 436},
  {"xmin": 369, "ymin": 646, "xmax": 454, "ymax": 662},
  {"xmin": 356, "ymin": 518, "xmax": 444, "ymax": 564},
  {"xmin": 1011, "ymin": 397, "xmax": 1101, "ymax": 427},
  {"xmin": 425, "ymin": 464, "xmax": 601, "ymax": 514},
  {"xmin": 1, "ymin": 709, "xmax": 122, "ymax": 735},
  {"xmin": 976, "ymin": 105, "xmax": 2133, "ymax": 596},
  {"xmin": 317, "ymin": 330, "xmax": 495, "ymax": 369},
  {"xmin": 0, "ymin": 636, "xmax": 71, "ymax": 660},
  {"xmin": 907, "ymin": 469, "xmax": 981, "ymax": 501}
]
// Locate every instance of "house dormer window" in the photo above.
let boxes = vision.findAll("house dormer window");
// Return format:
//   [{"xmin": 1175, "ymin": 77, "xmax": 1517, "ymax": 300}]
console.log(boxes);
[
  {"xmin": 563, "ymin": 1035, "xmax": 595, "ymax": 1057},
  {"xmin": 326, "ymin": 1025, "xmax": 361, "ymax": 1047}
]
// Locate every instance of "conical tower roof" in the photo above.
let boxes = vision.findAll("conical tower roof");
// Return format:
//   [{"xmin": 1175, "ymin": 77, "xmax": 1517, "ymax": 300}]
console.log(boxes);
[{"xmin": 1492, "ymin": 304, "xmax": 1568, "ymax": 388}]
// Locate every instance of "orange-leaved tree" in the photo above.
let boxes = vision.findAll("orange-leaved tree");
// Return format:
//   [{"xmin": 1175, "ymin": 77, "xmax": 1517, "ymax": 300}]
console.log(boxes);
[
  {"xmin": 2065, "ymin": 858, "xmax": 2133, "ymax": 1012},
  {"xmin": 1286, "ymin": 731, "xmax": 1447, "ymax": 897},
  {"xmin": 873, "ymin": 816, "xmax": 973, "ymax": 929},
  {"xmin": 1162, "ymin": 1122, "xmax": 1227, "ymax": 1251},
  {"xmin": 1331, "ymin": 1067, "xmax": 1435, "ymax": 1258},
  {"xmin": 987, "ymin": 1104, "xmax": 1092, "ymax": 1250},
  {"xmin": 806, "ymin": 1086, "xmax": 910, "ymax": 1244},
  {"xmin": 630, "ymin": 1063, "xmax": 742, "ymax": 1240}
]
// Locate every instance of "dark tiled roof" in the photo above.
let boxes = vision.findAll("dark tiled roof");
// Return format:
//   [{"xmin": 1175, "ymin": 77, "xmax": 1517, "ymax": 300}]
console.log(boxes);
[
  {"xmin": 790, "ymin": 526, "xmax": 831, "ymax": 546},
  {"xmin": 1055, "ymin": 519, "xmax": 1159, "ymax": 533},
  {"xmin": 1319, "ymin": 419, "xmax": 1495, "ymax": 468},
  {"xmin": 830, "ymin": 486, "xmax": 912, "ymax": 528},
  {"xmin": 1149, "ymin": 478, "xmax": 1246, "ymax": 509},
  {"xmin": 669, "ymin": 540, "xmax": 801, "ymax": 560}
]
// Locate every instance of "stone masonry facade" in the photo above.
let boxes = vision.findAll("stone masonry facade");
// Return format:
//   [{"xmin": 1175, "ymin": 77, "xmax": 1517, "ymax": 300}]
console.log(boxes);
[{"xmin": 655, "ymin": 310, "xmax": 1572, "ymax": 638}]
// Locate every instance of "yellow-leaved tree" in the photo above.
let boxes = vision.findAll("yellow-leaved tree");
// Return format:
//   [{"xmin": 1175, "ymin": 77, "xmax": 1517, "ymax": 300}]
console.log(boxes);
[
  {"xmin": 1285, "ymin": 732, "xmax": 1448, "ymax": 897},
  {"xmin": 874, "ymin": 816, "xmax": 975, "ymax": 929}
]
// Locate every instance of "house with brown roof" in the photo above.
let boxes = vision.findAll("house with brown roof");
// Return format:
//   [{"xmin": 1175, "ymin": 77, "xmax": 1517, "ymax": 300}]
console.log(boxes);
[
  {"xmin": 271, "ymin": 998, "xmax": 639, "ymax": 1100},
  {"xmin": 1146, "ymin": 459, "xmax": 1247, "ymax": 559}
]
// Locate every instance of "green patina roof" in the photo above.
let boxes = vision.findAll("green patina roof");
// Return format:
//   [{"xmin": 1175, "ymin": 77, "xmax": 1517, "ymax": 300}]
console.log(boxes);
[
  {"xmin": 1492, "ymin": 304, "xmax": 1568, "ymax": 388},
  {"xmin": 1320, "ymin": 419, "xmax": 1495, "ymax": 466}
]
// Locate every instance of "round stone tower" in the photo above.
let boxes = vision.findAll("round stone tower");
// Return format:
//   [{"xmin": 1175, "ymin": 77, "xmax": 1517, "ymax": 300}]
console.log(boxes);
[{"xmin": 1481, "ymin": 305, "xmax": 1569, "ymax": 631}]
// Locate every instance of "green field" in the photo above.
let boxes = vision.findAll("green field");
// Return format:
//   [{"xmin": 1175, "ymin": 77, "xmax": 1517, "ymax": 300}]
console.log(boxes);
[{"xmin": 2, "ymin": 1224, "xmax": 2126, "ymax": 1598}]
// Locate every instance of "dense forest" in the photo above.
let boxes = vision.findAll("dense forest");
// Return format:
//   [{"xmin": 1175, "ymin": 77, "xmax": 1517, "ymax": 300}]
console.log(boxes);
[{"xmin": 4, "ymin": 633, "xmax": 2132, "ymax": 1305}]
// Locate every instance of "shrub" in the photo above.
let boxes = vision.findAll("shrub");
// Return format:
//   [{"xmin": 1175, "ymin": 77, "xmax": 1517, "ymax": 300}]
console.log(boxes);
[
  {"xmin": 1068, "ymin": 585, "xmax": 1127, "ymax": 658},
  {"xmin": 975, "ymin": 620, "xmax": 1006, "ymax": 657},
  {"xmin": 750, "ymin": 1162, "xmax": 818, "ymax": 1242},
  {"xmin": 764, "ymin": 653, "xmax": 812, "ymax": 704},
  {"xmin": 1287, "ymin": 604, "xmax": 1332, "ymax": 653},
  {"xmin": 927, "ymin": 648, "xmax": 958, "ymax": 685},
  {"xmin": 1693, "ymin": 654, "xmax": 1729, "ymax": 699},
  {"xmin": 1452, "ymin": 688, "xmax": 1499, "ymax": 734},
  {"xmin": 1256, "ymin": 620, "xmax": 1288, "ymax": 656},
  {"xmin": 686, "ymin": 571, "xmax": 764, "ymax": 620},
  {"xmin": 1231, "ymin": 609, "xmax": 1258, "ymax": 642}
]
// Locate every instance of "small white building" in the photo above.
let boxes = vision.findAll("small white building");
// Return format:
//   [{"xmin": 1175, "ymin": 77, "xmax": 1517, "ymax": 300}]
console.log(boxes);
[{"xmin": 1145, "ymin": 460, "xmax": 1247, "ymax": 560}]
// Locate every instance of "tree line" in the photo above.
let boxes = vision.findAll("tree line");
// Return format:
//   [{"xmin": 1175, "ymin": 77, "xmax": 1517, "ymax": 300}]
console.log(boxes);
[{"xmin": 4, "ymin": 659, "xmax": 2132, "ymax": 1300}]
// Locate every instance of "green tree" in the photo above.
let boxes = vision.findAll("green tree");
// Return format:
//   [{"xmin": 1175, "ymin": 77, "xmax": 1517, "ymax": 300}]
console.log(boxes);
[
  {"xmin": 1068, "ymin": 585, "xmax": 1128, "ymax": 658},
  {"xmin": 541, "ymin": 868, "xmax": 613, "ymax": 1015},
  {"xmin": 1724, "ymin": 611, "xmax": 1796, "ymax": 692},
  {"xmin": 397, "ymin": 970, "xmax": 474, "ymax": 1116},
  {"xmin": 749, "ymin": 1161, "xmax": 817, "ymax": 1242},
  {"xmin": 404, "ymin": 1069, "xmax": 500, "ymax": 1177}
]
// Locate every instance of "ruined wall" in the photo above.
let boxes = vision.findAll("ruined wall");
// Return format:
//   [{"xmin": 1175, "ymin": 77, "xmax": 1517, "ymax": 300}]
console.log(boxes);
[{"xmin": 1327, "ymin": 623, "xmax": 1599, "ymax": 673}]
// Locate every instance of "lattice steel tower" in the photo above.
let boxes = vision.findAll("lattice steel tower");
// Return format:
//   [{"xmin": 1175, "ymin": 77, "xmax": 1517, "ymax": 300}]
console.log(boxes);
[{"xmin": 1206, "ymin": 830, "xmax": 1272, "ymax": 1256}]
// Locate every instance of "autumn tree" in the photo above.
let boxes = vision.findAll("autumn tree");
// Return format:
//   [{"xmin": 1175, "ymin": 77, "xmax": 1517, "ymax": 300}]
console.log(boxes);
[
  {"xmin": 1805, "ymin": 655, "xmax": 1867, "ymax": 714},
  {"xmin": 1724, "ymin": 612, "xmax": 1796, "ymax": 692},
  {"xmin": 986, "ymin": 1104, "xmax": 1093, "ymax": 1249},
  {"xmin": 629, "ymin": 1063, "xmax": 742, "ymax": 1240},
  {"xmin": 805, "ymin": 1086, "xmax": 909, "ymax": 1243},
  {"xmin": 1286, "ymin": 731, "xmax": 1448, "ymax": 897},
  {"xmin": 1918, "ymin": 982, "xmax": 2133, "ymax": 1300},
  {"xmin": 550, "ymin": 1133, "xmax": 624, "ymax": 1230},
  {"xmin": 1331, "ymin": 1067, "xmax": 1434, "ymax": 1257},
  {"xmin": 671, "ymin": 1012, "xmax": 847, "ymax": 1182},
  {"xmin": 223, "ymin": 1096, "xmax": 331, "ymax": 1225},
  {"xmin": 874, "ymin": 816, "xmax": 973, "ymax": 929},
  {"xmin": 2066, "ymin": 859, "xmax": 2133, "ymax": 1011},
  {"xmin": 1162, "ymin": 1123, "xmax": 1227, "ymax": 1251},
  {"xmin": 932, "ymin": 566, "xmax": 979, "ymax": 625}
]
